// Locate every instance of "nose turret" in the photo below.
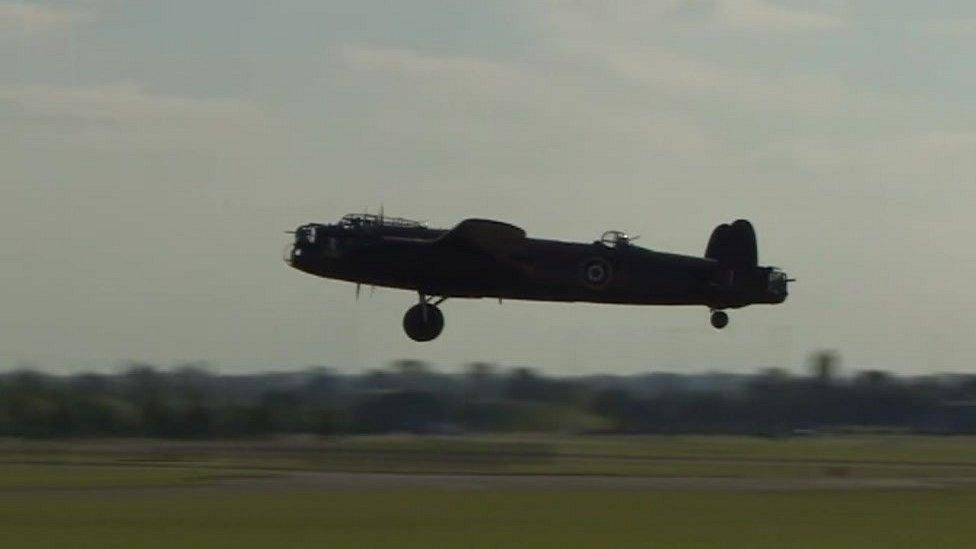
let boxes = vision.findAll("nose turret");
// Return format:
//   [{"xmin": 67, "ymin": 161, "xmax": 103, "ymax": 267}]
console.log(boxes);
[
  {"xmin": 284, "ymin": 224, "xmax": 317, "ymax": 268},
  {"xmin": 283, "ymin": 241, "xmax": 296, "ymax": 266}
]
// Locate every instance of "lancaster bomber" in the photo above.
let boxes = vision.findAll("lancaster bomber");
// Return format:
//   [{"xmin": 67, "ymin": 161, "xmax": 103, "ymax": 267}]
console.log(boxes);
[{"xmin": 285, "ymin": 213, "xmax": 791, "ymax": 341}]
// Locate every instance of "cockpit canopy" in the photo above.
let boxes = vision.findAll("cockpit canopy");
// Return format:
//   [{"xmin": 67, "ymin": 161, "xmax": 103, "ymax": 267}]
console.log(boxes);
[
  {"xmin": 598, "ymin": 230, "xmax": 634, "ymax": 248},
  {"xmin": 339, "ymin": 213, "xmax": 424, "ymax": 230}
]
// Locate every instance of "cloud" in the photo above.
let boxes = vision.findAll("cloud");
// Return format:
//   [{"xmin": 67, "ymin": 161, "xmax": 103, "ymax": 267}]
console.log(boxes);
[
  {"xmin": 801, "ymin": 130, "xmax": 976, "ymax": 179},
  {"xmin": 337, "ymin": 44, "xmax": 525, "ymax": 100},
  {"xmin": 600, "ymin": 48, "xmax": 900, "ymax": 118},
  {"xmin": 539, "ymin": 4, "xmax": 893, "ymax": 121},
  {"xmin": 0, "ymin": 82, "xmax": 282, "ymax": 147},
  {"xmin": 714, "ymin": 0, "xmax": 845, "ymax": 32},
  {"xmin": 335, "ymin": 44, "xmax": 721, "ymax": 159},
  {"xmin": 545, "ymin": 1, "xmax": 844, "ymax": 35},
  {"xmin": 340, "ymin": 45, "xmax": 518, "ymax": 81},
  {"xmin": 0, "ymin": 2, "xmax": 94, "ymax": 35},
  {"xmin": 921, "ymin": 19, "xmax": 976, "ymax": 39}
]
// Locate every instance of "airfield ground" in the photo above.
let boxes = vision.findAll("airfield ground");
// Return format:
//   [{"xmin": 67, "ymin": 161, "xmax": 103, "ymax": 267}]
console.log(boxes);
[{"xmin": 2, "ymin": 435, "xmax": 976, "ymax": 548}]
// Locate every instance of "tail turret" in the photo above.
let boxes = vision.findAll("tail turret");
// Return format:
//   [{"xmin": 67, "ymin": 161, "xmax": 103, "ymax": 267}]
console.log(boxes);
[{"xmin": 704, "ymin": 219, "xmax": 789, "ymax": 315}]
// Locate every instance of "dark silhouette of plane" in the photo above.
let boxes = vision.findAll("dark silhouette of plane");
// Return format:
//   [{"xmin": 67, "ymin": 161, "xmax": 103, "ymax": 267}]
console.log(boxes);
[{"xmin": 285, "ymin": 213, "xmax": 791, "ymax": 341}]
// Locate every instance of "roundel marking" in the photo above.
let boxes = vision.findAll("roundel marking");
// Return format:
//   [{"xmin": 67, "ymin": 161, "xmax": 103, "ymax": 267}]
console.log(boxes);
[{"xmin": 582, "ymin": 257, "xmax": 612, "ymax": 288}]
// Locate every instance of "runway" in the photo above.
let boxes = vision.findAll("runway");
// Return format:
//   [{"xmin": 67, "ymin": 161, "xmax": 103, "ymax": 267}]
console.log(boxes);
[{"xmin": 209, "ymin": 470, "xmax": 976, "ymax": 492}]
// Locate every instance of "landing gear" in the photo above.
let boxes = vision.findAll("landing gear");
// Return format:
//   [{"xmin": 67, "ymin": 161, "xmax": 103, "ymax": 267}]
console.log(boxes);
[
  {"xmin": 402, "ymin": 293, "xmax": 446, "ymax": 342},
  {"xmin": 710, "ymin": 310, "xmax": 729, "ymax": 330}
]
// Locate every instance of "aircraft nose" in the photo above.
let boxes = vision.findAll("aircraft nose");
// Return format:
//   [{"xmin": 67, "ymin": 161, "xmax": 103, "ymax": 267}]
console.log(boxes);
[
  {"xmin": 283, "ymin": 228, "xmax": 305, "ymax": 266},
  {"xmin": 283, "ymin": 242, "xmax": 296, "ymax": 266}
]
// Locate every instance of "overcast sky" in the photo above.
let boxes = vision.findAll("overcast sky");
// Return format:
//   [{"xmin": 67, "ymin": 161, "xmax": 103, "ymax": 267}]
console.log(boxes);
[{"xmin": 3, "ymin": 1, "xmax": 976, "ymax": 375}]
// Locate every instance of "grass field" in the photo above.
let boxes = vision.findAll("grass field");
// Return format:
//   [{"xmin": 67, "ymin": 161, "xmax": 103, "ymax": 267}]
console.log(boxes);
[
  {"xmin": 2, "ymin": 435, "xmax": 976, "ymax": 548},
  {"xmin": 4, "ymin": 489, "xmax": 976, "ymax": 549}
]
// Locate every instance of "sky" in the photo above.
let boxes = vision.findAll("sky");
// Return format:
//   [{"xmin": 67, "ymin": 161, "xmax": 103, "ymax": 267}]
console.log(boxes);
[{"xmin": 3, "ymin": 1, "xmax": 976, "ymax": 375}]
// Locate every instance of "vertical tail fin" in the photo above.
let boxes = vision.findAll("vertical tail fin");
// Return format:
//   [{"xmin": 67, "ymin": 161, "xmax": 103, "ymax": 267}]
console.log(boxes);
[{"xmin": 705, "ymin": 219, "xmax": 758, "ymax": 268}]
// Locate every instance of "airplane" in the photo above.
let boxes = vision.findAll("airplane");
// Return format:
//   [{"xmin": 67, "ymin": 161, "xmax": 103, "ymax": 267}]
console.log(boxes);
[{"xmin": 284, "ymin": 213, "xmax": 792, "ymax": 341}]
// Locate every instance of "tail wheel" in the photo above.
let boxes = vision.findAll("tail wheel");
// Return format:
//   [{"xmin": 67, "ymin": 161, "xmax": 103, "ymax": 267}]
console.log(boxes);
[
  {"xmin": 403, "ymin": 303, "xmax": 444, "ymax": 342},
  {"xmin": 710, "ymin": 310, "xmax": 729, "ymax": 330}
]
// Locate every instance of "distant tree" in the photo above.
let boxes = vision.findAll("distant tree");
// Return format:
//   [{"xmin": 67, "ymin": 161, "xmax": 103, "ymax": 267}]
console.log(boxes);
[
  {"xmin": 505, "ymin": 368, "xmax": 549, "ymax": 401},
  {"xmin": 351, "ymin": 391, "xmax": 447, "ymax": 433},
  {"xmin": 856, "ymin": 370, "xmax": 891, "ymax": 387},
  {"xmin": 172, "ymin": 362, "xmax": 217, "ymax": 402},
  {"xmin": 360, "ymin": 369, "xmax": 395, "ymax": 391},
  {"xmin": 258, "ymin": 390, "xmax": 305, "ymax": 432},
  {"xmin": 590, "ymin": 389, "xmax": 638, "ymax": 431},
  {"xmin": 463, "ymin": 362, "xmax": 501, "ymax": 401},
  {"xmin": 810, "ymin": 351, "xmax": 839, "ymax": 383},
  {"xmin": 961, "ymin": 376, "xmax": 976, "ymax": 399},
  {"xmin": 302, "ymin": 367, "xmax": 338, "ymax": 401},
  {"xmin": 71, "ymin": 373, "xmax": 109, "ymax": 393},
  {"xmin": 7, "ymin": 355, "xmax": 976, "ymax": 438},
  {"xmin": 122, "ymin": 363, "xmax": 167, "ymax": 405},
  {"xmin": 392, "ymin": 359, "xmax": 430, "ymax": 376},
  {"xmin": 70, "ymin": 396, "xmax": 141, "ymax": 435}
]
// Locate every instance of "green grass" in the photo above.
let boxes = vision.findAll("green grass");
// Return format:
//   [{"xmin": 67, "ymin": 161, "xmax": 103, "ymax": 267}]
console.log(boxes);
[
  {"xmin": 2, "ymin": 437, "xmax": 976, "ymax": 548},
  {"xmin": 1, "ymin": 489, "xmax": 975, "ymax": 549}
]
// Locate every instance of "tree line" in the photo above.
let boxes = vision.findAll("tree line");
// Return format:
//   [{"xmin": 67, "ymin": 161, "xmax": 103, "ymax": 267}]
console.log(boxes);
[{"xmin": 1, "ymin": 354, "xmax": 975, "ymax": 438}]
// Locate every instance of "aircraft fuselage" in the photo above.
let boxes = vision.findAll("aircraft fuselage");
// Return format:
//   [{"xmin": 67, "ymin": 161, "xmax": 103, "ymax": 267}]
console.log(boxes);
[{"xmin": 286, "ymin": 216, "xmax": 788, "ymax": 312}]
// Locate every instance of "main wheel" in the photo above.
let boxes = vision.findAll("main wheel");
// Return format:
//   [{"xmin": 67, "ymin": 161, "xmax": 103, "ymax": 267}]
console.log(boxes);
[
  {"xmin": 710, "ymin": 310, "xmax": 729, "ymax": 330},
  {"xmin": 403, "ymin": 303, "xmax": 444, "ymax": 342}
]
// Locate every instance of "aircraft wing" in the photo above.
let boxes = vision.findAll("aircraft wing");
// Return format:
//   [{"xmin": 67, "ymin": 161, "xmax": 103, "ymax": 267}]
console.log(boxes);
[{"xmin": 435, "ymin": 218, "xmax": 526, "ymax": 255}]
